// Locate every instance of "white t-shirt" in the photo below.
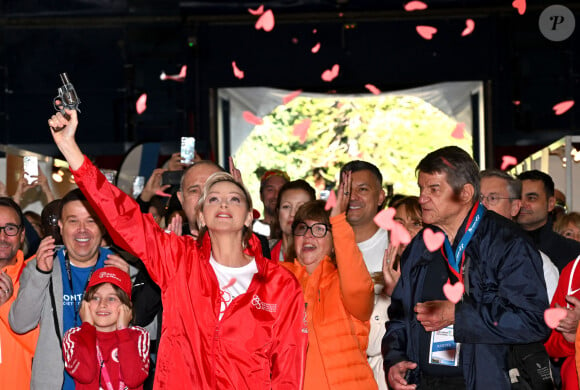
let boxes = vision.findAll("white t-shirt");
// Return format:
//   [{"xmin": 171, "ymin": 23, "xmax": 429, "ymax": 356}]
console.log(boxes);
[
  {"xmin": 357, "ymin": 228, "xmax": 389, "ymax": 274},
  {"xmin": 209, "ymin": 254, "xmax": 258, "ymax": 320},
  {"xmin": 540, "ymin": 251, "xmax": 559, "ymax": 303},
  {"xmin": 357, "ymin": 227, "xmax": 389, "ymax": 390}
]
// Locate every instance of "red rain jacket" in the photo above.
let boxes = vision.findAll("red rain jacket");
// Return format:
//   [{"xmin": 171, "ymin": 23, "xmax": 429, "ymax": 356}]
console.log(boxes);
[{"xmin": 72, "ymin": 157, "xmax": 308, "ymax": 390}]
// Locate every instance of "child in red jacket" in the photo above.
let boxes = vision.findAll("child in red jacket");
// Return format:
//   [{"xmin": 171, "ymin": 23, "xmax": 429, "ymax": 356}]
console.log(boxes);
[{"xmin": 63, "ymin": 267, "xmax": 150, "ymax": 390}]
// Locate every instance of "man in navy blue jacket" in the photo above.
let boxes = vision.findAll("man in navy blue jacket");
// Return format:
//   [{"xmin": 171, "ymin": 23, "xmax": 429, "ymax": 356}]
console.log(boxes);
[{"xmin": 382, "ymin": 146, "xmax": 550, "ymax": 390}]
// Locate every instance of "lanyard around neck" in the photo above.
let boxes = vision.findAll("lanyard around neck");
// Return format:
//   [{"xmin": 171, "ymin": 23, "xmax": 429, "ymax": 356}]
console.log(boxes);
[
  {"xmin": 440, "ymin": 202, "xmax": 485, "ymax": 282},
  {"xmin": 97, "ymin": 343, "xmax": 126, "ymax": 390},
  {"xmin": 64, "ymin": 251, "xmax": 99, "ymax": 326}
]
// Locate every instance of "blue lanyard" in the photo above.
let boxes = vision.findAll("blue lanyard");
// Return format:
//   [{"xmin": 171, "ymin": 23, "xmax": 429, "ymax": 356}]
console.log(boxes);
[{"xmin": 442, "ymin": 202, "xmax": 485, "ymax": 276}]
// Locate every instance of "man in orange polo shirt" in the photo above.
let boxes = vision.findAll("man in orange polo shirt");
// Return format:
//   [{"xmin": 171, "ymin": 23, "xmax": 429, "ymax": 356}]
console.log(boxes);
[{"xmin": 0, "ymin": 197, "xmax": 38, "ymax": 389}]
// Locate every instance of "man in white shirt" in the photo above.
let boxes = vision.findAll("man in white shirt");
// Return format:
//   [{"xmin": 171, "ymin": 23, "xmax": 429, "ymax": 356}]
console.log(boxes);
[{"xmin": 340, "ymin": 160, "xmax": 388, "ymax": 390}]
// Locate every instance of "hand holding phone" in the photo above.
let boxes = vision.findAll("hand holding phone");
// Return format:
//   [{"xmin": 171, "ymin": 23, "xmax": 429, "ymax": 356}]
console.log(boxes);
[{"xmin": 23, "ymin": 156, "xmax": 39, "ymax": 185}]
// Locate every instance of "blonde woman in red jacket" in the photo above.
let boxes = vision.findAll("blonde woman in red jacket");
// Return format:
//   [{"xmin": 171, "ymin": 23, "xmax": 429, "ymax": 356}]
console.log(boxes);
[
  {"xmin": 48, "ymin": 108, "xmax": 308, "ymax": 389},
  {"xmin": 282, "ymin": 172, "xmax": 377, "ymax": 390}
]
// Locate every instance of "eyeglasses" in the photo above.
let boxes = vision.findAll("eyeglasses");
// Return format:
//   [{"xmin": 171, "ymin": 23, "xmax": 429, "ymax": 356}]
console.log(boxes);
[
  {"xmin": 293, "ymin": 222, "xmax": 331, "ymax": 238},
  {"xmin": 479, "ymin": 194, "xmax": 515, "ymax": 206},
  {"xmin": 0, "ymin": 224, "xmax": 22, "ymax": 236}
]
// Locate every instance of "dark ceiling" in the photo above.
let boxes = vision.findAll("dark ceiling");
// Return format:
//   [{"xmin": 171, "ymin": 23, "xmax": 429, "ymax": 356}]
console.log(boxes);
[{"xmin": 0, "ymin": 0, "xmax": 578, "ymax": 168}]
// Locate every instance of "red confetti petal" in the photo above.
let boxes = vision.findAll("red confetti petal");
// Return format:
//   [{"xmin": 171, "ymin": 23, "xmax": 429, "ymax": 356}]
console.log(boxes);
[
  {"xmin": 312, "ymin": 28, "xmax": 318, "ymax": 34},
  {"xmin": 136, "ymin": 93, "xmax": 147, "ymax": 115},
  {"xmin": 461, "ymin": 19, "xmax": 475, "ymax": 36},
  {"xmin": 451, "ymin": 122, "xmax": 465, "ymax": 139},
  {"xmin": 373, "ymin": 208, "xmax": 396, "ymax": 231},
  {"xmin": 553, "ymin": 100, "xmax": 575, "ymax": 115},
  {"xmin": 390, "ymin": 223, "xmax": 411, "ymax": 246},
  {"xmin": 423, "ymin": 228, "xmax": 445, "ymax": 252},
  {"xmin": 232, "ymin": 61, "xmax": 245, "ymax": 79},
  {"xmin": 324, "ymin": 190, "xmax": 337, "ymax": 211},
  {"xmin": 291, "ymin": 37, "xmax": 298, "ymax": 44},
  {"xmin": 500, "ymin": 155, "xmax": 518, "ymax": 171},
  {"xmin": 255, "ymin": 9, "xmax": 275, "ymax": 32},
  {"xmin": 321, "ymin": 64, "xmax": 340, "ymax": 82},
  {"xmin": 512, "ymin": 0, "xmax": 526, "ymax": 15},
  {"xmin": 544, "ymin": 308, "xmax": 567, "ymax": 329},
  {"xmin": 283, "ymin": 89, "xmax": 303, "ymax": 105},
  {"xmin": 404, "ymin": 1, "xmax": 427, "ymax": 11},
  {"xmin": 365, "ymin": 84, "xmax": 381, "ymax": 95},
  {"xmin": 248, "ymin": 4, "xmax": 264, "ymax": 15},
  {"xmin": 513, "ymin": 100, "xmax": 521, "ymax": 106},
  {"xmin": 311, "ymin": 42, "xmax": 321, "ymax": 53},
  {"xmin": 293, "ymin": 118, "xmax": 311, "ymax": 143},
  {"xmin": 416, "ymin": 25, "xmax": 437, "ymax": 40},
  {"xmin": 443, "ymin": 281, "xmax": 464, "ymax": 303},
  {"xmin": 155, "ymin": 190, "xmax": 171, "ymax": 198},
  {"xmin": 242, "ymin": 111, "xmax": 264, "ymax": 126}
]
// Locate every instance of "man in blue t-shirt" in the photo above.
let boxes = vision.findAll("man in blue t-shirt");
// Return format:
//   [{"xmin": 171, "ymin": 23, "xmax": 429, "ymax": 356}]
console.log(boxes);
[{"xmin": 10, "ymin": 188, "xmax": 130, "ymax": 390}]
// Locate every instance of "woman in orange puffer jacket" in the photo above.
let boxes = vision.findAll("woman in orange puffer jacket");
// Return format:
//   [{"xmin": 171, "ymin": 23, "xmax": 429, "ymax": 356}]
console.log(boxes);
[{"xmin": 281, "ymin": 172, "xmax": 378, "ymax": 390}]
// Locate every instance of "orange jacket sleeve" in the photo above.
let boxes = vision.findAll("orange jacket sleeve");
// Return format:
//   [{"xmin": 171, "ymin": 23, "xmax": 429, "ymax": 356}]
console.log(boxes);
[{"xmin": 330, "ymin": 213, "xmax": 375, "ymax": 322}]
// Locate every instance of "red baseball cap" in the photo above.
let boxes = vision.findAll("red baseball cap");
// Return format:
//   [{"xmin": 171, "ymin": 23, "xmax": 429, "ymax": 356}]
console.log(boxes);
[{"xmin": 86, "ymin": 267, "xmax": 132, "ymax": 299}]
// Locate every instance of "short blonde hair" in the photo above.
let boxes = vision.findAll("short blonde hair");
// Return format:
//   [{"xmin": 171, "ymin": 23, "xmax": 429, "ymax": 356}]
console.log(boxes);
[{"xmin": 196, "ymin": 172, "xmax": 254, "ymax": 245}]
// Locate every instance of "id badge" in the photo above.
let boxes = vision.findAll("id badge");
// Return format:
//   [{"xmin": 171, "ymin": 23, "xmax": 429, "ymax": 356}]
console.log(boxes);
[{"xmin": 428, "ymin": 325, "xmax": 460, "ymax": 366}]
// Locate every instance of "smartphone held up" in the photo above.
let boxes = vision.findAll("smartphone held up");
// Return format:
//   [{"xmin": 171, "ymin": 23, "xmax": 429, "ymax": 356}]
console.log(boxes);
[
  {"xmin": 23, "ymin": 156, "xmax": 39, "ymax": 185},
  {"xmin": 180, "ymin": 137, "xmax": 195, "ymax": 166}
]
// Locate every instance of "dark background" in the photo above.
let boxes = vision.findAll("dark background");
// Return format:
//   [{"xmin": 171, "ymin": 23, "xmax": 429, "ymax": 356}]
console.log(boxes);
[{"xmin": 0, "ymin": 0, "xmax": 578, "ymax": 169}]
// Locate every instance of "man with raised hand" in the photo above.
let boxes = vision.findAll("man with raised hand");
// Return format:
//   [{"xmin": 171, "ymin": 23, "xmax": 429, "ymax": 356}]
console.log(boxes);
[
  {"xmin": 340, "ymin": 160, "xmax": 389, "ymax": 390},
  {"xmin": 10, "ymin": 189, "xmax": 130, "ymax": 390}
]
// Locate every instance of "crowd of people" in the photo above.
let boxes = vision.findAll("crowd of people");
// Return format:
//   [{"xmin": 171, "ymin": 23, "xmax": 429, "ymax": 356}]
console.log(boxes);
[{"xmin": 0, "ymin": 105, "xmax": 580, "ymax": 389}]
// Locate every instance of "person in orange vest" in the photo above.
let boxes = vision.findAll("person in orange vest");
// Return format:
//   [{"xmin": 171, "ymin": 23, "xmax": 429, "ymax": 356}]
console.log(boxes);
[{"xmin": 0, "ymin": 197, "xmax": 39, "ymax": 389}]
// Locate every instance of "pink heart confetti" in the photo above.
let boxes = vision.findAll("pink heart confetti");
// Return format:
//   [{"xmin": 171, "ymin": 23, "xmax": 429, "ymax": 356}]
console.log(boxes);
[
  {"xmin": 451, "ymin": 122, "xmax": 465, "ymax": 139},
  {"xmin": 513, "ymin": 100, "xmax": 521, "ymax": 106},
  {"xmin": 416, "ymin": 26, "xmax": 437, "ymax": 40},
  {"xmin": 544, "ymin": 307, "xmax": 567, "ymax": 329},
  {"xmin": 512, "ymin": 0, "xmax": 526, "ymax": 15},
  {"xmin": 443, "ymin": 280, "xmax": 464, "ymax": 303},
  {"xmin": 163, "ymin": 65, "xmax": 187, "ymax": 82},
  {"xmin": 423, "ymin": 228, "xmax": 445, "ymax": 252},
  {"xmin": 324, "ymin": 190, "xmax": 337, "ymax": 211},
  {"xmin": 365, "ymin": 84, "xmax": 381, "ymax": 95},
  {"xmin": 500, "ymin": 155, "xmax": 517, "ymax": 171},
  {"xmin": 283, "ymin": 89, "xmax": 302, "ymax": 105},
  {"xmin": 291, "ymin": 37, "xmax": 298, "ymax": 44},
  {"xmin": 136, "ymin": 93, "xmax": 147, "ymax": 115},
  {"xmin": 155, "ymin": 190, "xmax": 171, "ymax": 198},
  {"xmin": 312, "ymin": 28, "xmax": 317, "ymax": 34},
  {"xmin": 311, "ymin": 43, "xmax": 321, "ymax": 53},
  {"xmin": 321, "ymin": 64, "xmax": 340, "ymax": 82},
  {"xmin": 391, "ymin": 222, "xmax": 411, "ymax": 247},
  {"xmin": 242, "ymin": 111, "xmax": 264, "ymax": 126},
  {"xmin": 255, "ymin": 9, "xmax": 275, "ymax": 32},
  {"xmin": 293, "ymin": 118, "xmax": 311, "ymax": 143},
  {"xmin": 373, "ymin": 208, "xmax": 396, "ymax": 231},
  {"xmin": 404, "ymin": 1, "xmax": 427, "ymax": 11},
  {"xmin": 461, "ymin": 19, "xmax": 475, "ymax": 36},
  {"xmin": 232, "ymin": 61, "xmax": 244, "ymax": 79},
  {"xmin": 553, "ymin": 100, "xmax": 574, "ymax": 115},
  {"xmin": 248, "ymin": 4, "xmax": 264, "ymax": 15}
]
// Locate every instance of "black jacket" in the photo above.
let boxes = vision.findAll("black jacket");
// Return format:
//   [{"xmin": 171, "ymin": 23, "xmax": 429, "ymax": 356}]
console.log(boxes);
[
  {"xmin": 382, "ymin": 207, "xmax": 551, "ymax": 390},
  {"xmin": 526, "ymin": 220, "xmax": 580, "ymax": 272}
]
